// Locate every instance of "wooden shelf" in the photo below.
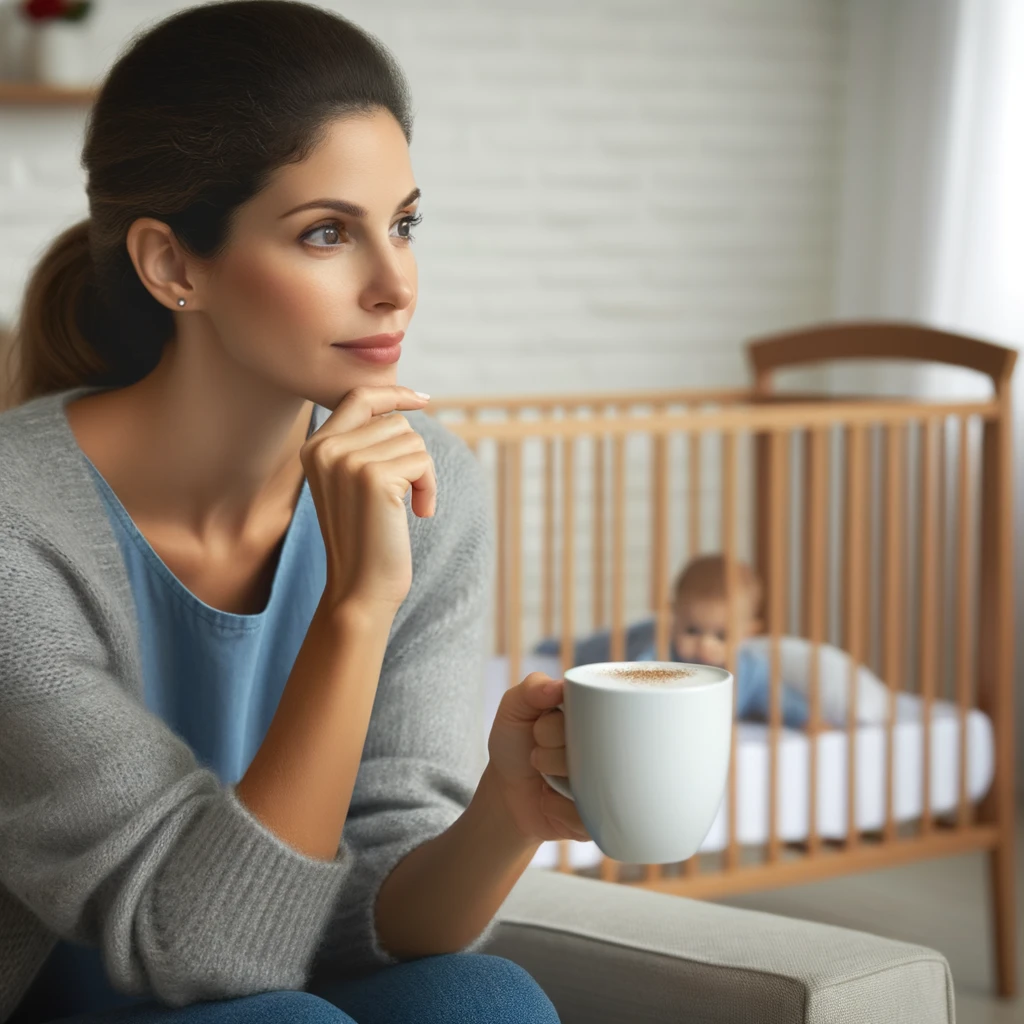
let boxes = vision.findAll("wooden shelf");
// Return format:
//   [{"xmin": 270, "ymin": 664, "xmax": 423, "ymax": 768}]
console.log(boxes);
[{"xmin": 0, "ymin": 81, "xmax": 96, "ymax": 105}]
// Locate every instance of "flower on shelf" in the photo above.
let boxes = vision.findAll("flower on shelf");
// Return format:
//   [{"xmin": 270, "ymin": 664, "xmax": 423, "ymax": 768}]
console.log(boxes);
[{"xmin": 21, "ymin": 0, "xmax": 92, "ymax": 21}]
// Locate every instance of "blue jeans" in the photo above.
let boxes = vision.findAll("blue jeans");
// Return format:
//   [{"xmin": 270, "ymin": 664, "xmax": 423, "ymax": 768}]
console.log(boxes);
[{"xmin": 27, "ymin": 954, "xmax": 560, "ymax": 1024}]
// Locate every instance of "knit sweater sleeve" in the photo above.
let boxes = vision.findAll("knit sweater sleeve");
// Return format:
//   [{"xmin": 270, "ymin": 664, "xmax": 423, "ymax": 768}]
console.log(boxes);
[
  {"xmin": 0, "ymin": 512, "xmax": 354, "ymax": 1006},
  {"xmin": 0, "ymin": 418, "xmax": 495, "ymax": 1005},
  {"xmin": 309, "ymin": 415, "xmax": 497, "ymax": 979}
]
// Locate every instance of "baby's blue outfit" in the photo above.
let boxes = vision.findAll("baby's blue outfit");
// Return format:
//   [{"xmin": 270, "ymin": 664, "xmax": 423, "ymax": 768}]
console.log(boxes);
[{"xmin": 634, "ymin": 643, "xmax": 809, "ymax": 728}]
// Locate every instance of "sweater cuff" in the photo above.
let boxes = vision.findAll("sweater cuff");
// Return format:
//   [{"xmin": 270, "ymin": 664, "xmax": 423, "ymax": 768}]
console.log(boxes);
[
  {"xmin": 147, "ymin": 785, "xmax": 353, "ymax": 999},
  {"xmin": 313, "ymin": 806, "xmax": 498, "ymax": 978}
]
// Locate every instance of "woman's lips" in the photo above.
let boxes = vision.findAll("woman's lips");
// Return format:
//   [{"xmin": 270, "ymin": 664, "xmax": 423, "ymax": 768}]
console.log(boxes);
[
  {"xmin": 331, "ymin": 332, "xmax": 403, "ymax": 365},
  {"xmin": 332, "ymin": 342, "xmax": 402, "ymax": 364}
]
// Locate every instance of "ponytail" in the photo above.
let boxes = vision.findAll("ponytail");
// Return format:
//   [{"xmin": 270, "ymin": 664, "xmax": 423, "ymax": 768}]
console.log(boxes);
[
  {"xmin": 10, "ymin": 220, "xmax": 101, "ymax": 407},
  {"xmin": 9, "ymin": 218, "xmax": 171, "ymax": 408}
]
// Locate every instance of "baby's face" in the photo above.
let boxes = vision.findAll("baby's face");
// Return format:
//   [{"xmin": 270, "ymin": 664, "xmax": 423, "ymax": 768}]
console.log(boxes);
[{"xmin": 671, "ymin": 597, "xmax": 756, "ymax": 667}]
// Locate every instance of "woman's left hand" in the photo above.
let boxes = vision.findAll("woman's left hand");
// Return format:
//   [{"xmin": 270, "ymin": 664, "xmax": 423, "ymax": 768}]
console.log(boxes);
[{"xmin": 484, "ymin": 673, "xmax": 592, "ymax": 843}]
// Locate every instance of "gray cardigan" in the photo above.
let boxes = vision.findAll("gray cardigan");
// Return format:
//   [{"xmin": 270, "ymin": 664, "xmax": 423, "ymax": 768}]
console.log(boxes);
[{"xmin": 0, "ymin": 386, "xmax": 495, "ymax": 1021}]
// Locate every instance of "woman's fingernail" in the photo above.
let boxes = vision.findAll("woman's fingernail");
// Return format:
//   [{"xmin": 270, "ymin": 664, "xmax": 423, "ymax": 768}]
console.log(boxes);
[{"xmin": 414, "ymin": 391, "xmax": 430, "ymax": 400}]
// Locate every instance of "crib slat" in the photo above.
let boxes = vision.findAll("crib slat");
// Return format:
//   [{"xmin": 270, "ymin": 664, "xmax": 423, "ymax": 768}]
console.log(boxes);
[
  {"xmin": 652, "ymin": 412, "xmax": 671, "ymax": 661},
  {"xmin": 542, "ymin": 434, "xmax": 555, "ymax": 637},
  {"xmin": 767, "ymin": 430, "xmax": 789, "ymax": 863},
  {"xmin": 647, "ymin": 414, "xmax": 670, "ymax": 882},
  {"xmin": 466, "ymin": 408, "xmax": 478, "ymax": 455},
  {"xmin": 496, "ymin": 441, "xmax": 508, "ymax": 656},
  {"xmin": 882, "ymin": 424, "xmax": 905, "ymax": 843},
  {"xmin": 918, "ymin": 420, "xmax": 938, "ymax": 836},
  {"xmin": 936, "ymin": 421, "xmax": 949, "ymax": 702},
  {"xmin": 801, "ymin": 433, "xmax": 814, "ymax": 638},
  {"xmin": 806, "ymin": 428, "xmax": 829, "ymax": 858},
  {"xmin": 867, "ymin": 428, "xmax": 882, "ymax": 678},
  {"xmin": 689, "ymin": 431, "xmax": 701, "ymax": 558},
  {"xmin": 594, "ymin": 426, "xmax": 606, "ymax": 631},
  {"xmin": 648, "ymin": 411, "xmax": 668, "ymax": 884},
  {"xmin": 723, "ymin": 431, "xmax": 739, "ymax": 873},
  {"xmin": 507, "ymin": 441, "xmax": 523, "ymax": 693},
  {"xmin": 559, "ymin": 434, "xmax": 576, "ymax": 873},
  {"xmin": 604, "ymin": 415, "xmax": 626, "ymax": 884},
  {"xmin": 611, "ymin": 416, "xmax": 627, "ymax": 662},
  {"xmin": 844, "ymin": 426, "xmax": 868, "ymax": 848},
  {"xmin": 956, "ymin": 417, "xmax": 973, "ymax": 829}
]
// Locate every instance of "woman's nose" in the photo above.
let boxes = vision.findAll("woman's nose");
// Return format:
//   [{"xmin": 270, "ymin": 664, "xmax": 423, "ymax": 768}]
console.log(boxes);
[{"xmin": 360, "ymin": 246, "xmax": 415, "ymax": 312}]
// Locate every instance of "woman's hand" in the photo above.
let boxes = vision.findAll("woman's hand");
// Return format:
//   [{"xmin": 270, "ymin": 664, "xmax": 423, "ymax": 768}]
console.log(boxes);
[
  {"xmin": 485, "ymin": 673, "xmax": 591, "ymax": 843},
  {"xmin": 301, "ymin": 385, "xmax": 435, "ymax": 612}
]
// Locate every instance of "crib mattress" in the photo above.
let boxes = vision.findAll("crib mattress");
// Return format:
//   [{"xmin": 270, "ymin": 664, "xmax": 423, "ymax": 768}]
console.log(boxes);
[{"xmin": 483, "ymin": 654, "xmax": 996, "ymax": 870}]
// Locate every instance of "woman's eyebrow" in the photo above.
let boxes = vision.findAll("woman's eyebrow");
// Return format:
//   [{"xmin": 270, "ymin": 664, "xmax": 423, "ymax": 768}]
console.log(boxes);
[{"xmin": 280, "ymin": 187, "xmax": 421, "ymax": 219}]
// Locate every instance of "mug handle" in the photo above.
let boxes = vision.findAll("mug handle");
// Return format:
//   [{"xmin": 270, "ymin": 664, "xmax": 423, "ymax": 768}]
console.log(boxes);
[
  {"xmin": 541, "ymin": 772, "xmax": 574, "ymax": 801},
  {"xmin": 540, "ymin": 702, "xmax": 575, "ymax": 802}
]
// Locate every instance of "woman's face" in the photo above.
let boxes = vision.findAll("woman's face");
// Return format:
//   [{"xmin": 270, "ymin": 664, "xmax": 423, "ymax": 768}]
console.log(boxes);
[{"xmin": 196, "ymin": 109, "xmax": 419, "ymax": 408}]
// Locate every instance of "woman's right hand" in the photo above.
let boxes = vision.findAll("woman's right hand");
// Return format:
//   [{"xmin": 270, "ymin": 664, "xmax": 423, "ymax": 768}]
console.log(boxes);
[{"xmin": 300, "ymin": 385, "xmax": 435, "ymax": 613}]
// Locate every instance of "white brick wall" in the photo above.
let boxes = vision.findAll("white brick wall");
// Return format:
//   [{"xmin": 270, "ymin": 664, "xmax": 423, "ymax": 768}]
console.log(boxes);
[
  {"xmin": 0, "ymin": 0, "xmax": 849, "ymax": 647},
  {"xmin": 0, "ymin": 0, "xmax": 848, "ymax": 400}
]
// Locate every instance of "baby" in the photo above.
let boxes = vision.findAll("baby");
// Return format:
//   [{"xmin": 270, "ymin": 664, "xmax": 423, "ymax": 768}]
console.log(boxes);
[
  {"xmin": 534, "ymin": 555, "xmax": 885, "ymax": 727},
  {"xmin": 633, "ymin": 554, "xmax": 810, "ymax": 728}
]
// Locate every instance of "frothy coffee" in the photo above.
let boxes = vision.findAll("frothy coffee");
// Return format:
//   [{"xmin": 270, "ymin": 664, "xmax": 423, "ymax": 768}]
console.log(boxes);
[{"xmin": 583, "ymin": 664, "xmax": 723, "ymax": 689}]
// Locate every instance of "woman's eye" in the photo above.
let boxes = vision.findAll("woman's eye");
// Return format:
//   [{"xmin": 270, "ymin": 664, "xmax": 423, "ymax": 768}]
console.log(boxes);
[
  {"xmin": 686, "ymin": 626, "xmax": 701, "ymax": 637},
  {"xmin": 392, "ymin": 212, "xmax": 423, "ymax": 241},
  {"xmin": 302, "ymin": 222, "xmax": 346, "ymax": 248}
]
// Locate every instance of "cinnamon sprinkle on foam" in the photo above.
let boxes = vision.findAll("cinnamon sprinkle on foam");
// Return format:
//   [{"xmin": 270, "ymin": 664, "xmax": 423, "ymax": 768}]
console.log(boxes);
[{"xmin": 595, "ymin": 665, "xmax": 698, "ymax": 686}]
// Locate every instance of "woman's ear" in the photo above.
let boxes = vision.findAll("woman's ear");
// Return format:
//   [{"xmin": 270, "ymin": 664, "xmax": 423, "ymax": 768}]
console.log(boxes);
[{"xmin": 125, "ymin": 216, "xmax": 199, "ymax": 311}]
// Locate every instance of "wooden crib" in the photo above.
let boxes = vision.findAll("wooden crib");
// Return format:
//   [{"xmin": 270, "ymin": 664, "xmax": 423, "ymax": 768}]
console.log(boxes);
[{"xmin": 425, "ymin": 321, "xmax": 1018, "ymax": 998}]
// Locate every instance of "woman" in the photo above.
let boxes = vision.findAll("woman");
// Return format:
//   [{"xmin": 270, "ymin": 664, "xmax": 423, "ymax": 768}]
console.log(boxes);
[{"xmin": 0, "ymin": 3, "xmax": 589, "ymax": 1021}]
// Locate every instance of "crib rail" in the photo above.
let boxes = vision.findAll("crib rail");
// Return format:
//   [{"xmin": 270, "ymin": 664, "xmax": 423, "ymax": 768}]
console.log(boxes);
[{"xmin": 423, "ymin": 346, "xmax": 1016, "ymax": 994}]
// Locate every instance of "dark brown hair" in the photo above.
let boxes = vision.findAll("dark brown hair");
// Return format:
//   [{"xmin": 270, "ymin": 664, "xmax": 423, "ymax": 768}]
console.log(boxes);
[{"xmin": 5, "ymin": 0, "xmax": 412, "ymax": 408}]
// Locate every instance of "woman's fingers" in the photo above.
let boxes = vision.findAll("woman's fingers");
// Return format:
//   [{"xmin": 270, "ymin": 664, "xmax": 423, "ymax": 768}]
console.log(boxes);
[
  {"xmin": 316, "ymin": 384, "xmax": 429, "ymax": 437},
  {"xmin": 530, "ymin": 745, "xmax": 567, "ymax": 777},
  {"xmin": 533, "ymin": 708, "xmax": 564, "ymax": 748},
  {"xmin": 495, "ymin": 673, "xmax": 563, "ymax": 726},
  {"xmin": 541, "ymin": 784, "xmax": 589, "ymax": 839}
]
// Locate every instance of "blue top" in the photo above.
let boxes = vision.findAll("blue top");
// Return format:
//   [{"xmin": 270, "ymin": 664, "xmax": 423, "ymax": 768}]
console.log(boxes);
[{"xmin": 12, "ymin": 413, "xmax": 325, "ymax": 1021}]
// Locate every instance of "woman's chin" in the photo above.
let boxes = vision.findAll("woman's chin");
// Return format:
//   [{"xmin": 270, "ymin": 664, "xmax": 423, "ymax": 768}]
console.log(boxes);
[{"xmin": 317, "ymin": 372, "xmax": 400, "ymax": 410}]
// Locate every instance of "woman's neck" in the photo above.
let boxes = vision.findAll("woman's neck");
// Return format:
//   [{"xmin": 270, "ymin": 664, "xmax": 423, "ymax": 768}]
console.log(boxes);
[{"xmin": 66, "ymin": 339, "xmax": 314, "ymax": 545}]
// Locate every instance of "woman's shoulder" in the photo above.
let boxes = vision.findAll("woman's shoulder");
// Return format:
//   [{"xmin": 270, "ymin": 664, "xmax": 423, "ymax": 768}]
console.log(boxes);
[
  {"xmin": 0, "ymin": 392, "xmax": 74, "ymax": 521},
  {"xmin": 1, "ymin": 389, "xmax": 99, "ymax": 529}
]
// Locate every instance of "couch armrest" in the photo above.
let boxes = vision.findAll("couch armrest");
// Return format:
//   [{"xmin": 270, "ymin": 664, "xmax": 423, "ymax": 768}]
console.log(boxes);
[{"xmin": 484, "ymin": 868, "xmax": 954, "ymax": 1024}]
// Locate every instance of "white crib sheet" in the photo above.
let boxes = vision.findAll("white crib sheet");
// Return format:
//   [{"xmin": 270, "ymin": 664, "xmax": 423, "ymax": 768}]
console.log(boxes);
[{"xmin": 483, "ymin": 654, "xmax": 996, "ymax": 871}]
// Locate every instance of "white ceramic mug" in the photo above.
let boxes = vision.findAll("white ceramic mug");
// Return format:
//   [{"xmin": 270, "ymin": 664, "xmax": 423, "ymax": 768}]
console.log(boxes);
[{"xmin": 541, "ymin": 661, "xmax": 733, "ymax": 864}]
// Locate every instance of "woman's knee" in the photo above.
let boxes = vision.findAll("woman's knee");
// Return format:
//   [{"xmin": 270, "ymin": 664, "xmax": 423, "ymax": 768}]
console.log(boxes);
[
  {"xmin": 173, "ymin": 989, "xmax": 356, "ymax": 1024},
  {"xmin": 313, "ymin": 952, "xmax": 559, "ymax": 1024},
  {"xmin": 246, "ymin": 991, "xmax": 355, "ymax": 1023},
  {"xmin": 394, "ymin": 953, "xmax": 559, "ymax": 1023}
]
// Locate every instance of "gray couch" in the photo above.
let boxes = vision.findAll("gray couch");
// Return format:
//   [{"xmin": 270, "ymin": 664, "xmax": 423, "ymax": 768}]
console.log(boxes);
[{"xmin": 485, "ymin": 868, "xmax": 954, "ymax": 1023}]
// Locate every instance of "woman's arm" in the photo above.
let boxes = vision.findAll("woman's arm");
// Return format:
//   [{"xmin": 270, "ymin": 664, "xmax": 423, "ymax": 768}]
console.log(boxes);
[
  {"xmin": 309, "ymin": 417, "xmax": 514, "ymax": 976},
  {"xmin": 234, "ymin": 598, "xmax": 394, "ymax": 862},
  {"xmin": 374, "ymin": 763, "xmax": 539, "ymax": 958},
  {"xmin": 0, "ymin": 517, "xmax": 357, "ymax": 1007}
]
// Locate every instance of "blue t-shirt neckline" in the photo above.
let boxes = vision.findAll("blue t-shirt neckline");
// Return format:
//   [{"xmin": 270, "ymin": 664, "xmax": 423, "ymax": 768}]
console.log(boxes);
[
  {"xmin": 82, "ymin": 459, "xmax": 311, "ymax": 632},
  {"xmin": 76, "ymin": 404, "xmax": 318, "ymax": 632}
]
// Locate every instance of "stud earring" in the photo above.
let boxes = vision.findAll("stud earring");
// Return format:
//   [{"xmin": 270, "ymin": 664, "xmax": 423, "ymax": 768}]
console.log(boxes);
[{"xmin": 177, "ymin": 298, "xmax": 186, "ymax": 307}]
